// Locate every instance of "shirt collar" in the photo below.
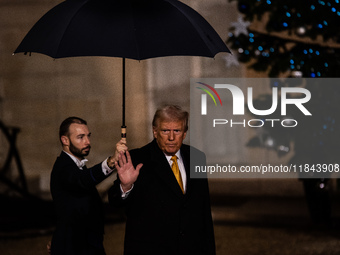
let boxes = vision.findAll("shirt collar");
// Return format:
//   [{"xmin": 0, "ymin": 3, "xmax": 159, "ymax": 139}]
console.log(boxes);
[
  {"xmin": 165, "ymin": 150, "xmax": 181, "ymax": 163},
  {"xmin": 63, "ymin": 151, "xmax": 88, "ymax": 170}
]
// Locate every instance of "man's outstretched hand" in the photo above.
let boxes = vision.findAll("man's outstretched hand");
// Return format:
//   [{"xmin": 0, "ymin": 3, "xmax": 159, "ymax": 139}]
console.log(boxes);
[{"xmin": 115, "ymin": 150, "xmax": 142, "ymax": 192}]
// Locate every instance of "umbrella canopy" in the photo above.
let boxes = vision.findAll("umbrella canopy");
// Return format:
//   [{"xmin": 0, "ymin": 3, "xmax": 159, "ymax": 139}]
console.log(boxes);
[
  {"xmin": 14, "ymin": 0, "xmax": 230, "ymax": 138},
  {"xmin": 14, "ymin": 0, "xmax": 230, "ymax": 59}
]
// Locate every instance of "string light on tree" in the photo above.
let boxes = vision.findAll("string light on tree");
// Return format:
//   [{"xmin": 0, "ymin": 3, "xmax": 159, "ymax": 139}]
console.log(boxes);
[{"xmin": 296, "ymin": 26, "xmax": 307, "ymax": 37}]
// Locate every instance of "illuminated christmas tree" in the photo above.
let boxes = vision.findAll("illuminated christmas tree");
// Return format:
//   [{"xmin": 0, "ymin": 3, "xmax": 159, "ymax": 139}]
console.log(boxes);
[
  {"xmin": 227, "ymin": 0, "xmax": 340, "ymax": 158},
  {"xmin": 227, "ymin": 0, "xmax": 340, "ymax": 224},
  {"xmin": 228, "ymin": 0, "xmax": 340, "ymax": 77}
]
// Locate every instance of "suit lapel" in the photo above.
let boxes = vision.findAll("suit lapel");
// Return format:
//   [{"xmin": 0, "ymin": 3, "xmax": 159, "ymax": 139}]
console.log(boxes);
[
  {"xmin": 149, "ymin": 140, "xmax": 185, "ymax": 198},
  {"xmin": 180, "ymin": 145, "xmax": 191, "ymax": 197}
]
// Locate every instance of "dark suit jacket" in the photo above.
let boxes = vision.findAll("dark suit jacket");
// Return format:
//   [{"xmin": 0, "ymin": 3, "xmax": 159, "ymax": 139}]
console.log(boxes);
[
  {"xmin": 109, "ymin": 140, "xmax": 216, "ymax": 255},
  {"xmin": 50, "ymin": 151, "xmax": 108, "ymax": 255}
]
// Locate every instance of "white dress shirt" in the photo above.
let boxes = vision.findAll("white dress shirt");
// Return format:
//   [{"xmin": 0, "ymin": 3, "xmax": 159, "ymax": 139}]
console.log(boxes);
[{"xmin": 165, "ymin": 150, "xmax": 187, "ymax": 193}]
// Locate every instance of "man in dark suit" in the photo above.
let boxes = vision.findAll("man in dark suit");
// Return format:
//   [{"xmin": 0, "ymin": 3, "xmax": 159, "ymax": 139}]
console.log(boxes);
[
  {"xmin": 50, "ymin": 116, "xmax": 126, "ymax": 255},
  {"xmin": 109, "ymin": 105, "xmax": 216, "ymax": 255}
]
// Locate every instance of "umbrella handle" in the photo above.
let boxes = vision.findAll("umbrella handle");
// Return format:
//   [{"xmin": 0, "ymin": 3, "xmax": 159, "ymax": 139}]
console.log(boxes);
[{"xmin": 121, "ymin": 126, "xmax": 127, "ymax": 143}]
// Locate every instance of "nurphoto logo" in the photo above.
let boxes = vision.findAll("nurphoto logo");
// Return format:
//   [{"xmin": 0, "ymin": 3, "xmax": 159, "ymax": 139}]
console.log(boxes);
[
  {"xmin": 195, "ymin": 81, "xmax": 312, "ymax": 128},
  {"xmin": 190, "ymin": 78, "xmax": 340, "ymax": 180}
]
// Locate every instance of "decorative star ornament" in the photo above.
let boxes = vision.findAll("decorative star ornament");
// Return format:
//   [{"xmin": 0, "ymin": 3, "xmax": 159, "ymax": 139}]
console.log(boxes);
[
  {"xmin": 230, "ymin": 15, "xmax": 250, "ymax": 37},
  {"xmin": 223, "ymin": 54, "xmax": 239, "ymax": 68}
]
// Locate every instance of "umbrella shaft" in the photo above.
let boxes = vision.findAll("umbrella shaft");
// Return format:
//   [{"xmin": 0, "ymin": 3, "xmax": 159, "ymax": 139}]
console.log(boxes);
[
  {"xmin": 122, "ymin": 58, "xmax": 125, "ymax": 127},
  {"xmin": 122, "ymin": 58, "xmax": 126, "ymax": 141}
]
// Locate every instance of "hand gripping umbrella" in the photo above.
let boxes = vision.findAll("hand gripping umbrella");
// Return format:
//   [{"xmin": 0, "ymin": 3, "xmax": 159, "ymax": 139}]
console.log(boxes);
[{"xmin": 14, "ymin": 0, "xmax": 230, "ymax": 140}]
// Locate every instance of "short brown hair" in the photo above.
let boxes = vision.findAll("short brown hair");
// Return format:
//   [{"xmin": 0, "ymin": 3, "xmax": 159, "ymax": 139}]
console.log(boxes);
[
  {"xmin": 59, "ymin": 117, "xmax": 87, "ymax": 143},
  {"xmin": 152, "ymin": 105, "xmax": 188, "ymax": 132}
]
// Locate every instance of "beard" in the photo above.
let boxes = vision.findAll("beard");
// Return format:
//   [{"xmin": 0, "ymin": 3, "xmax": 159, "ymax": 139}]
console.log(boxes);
[{"xmin": 69, "ymin": 141, "xmax": 91, "ymax": 159}]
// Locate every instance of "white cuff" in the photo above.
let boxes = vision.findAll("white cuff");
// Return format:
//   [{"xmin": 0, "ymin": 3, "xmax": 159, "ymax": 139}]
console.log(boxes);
[
  {"xmin": 120, "ymin": 184, "xmax": 134, "ymax": 199},
  {"xmin": 101, "ymin": 158, "xmax": 115, "ymax": 175}
]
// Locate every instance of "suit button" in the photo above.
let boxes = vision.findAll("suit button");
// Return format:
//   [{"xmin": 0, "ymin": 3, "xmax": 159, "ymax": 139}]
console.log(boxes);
[{"xmin": 179, "ymin": 231, "xmax": 184, "ymax": 237}]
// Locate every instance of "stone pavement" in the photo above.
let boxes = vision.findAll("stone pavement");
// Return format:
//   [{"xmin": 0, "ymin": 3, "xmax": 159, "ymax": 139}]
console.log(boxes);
[{"xmin": 1, "ymin": 193, "xmax": 340, "ymax": 255}]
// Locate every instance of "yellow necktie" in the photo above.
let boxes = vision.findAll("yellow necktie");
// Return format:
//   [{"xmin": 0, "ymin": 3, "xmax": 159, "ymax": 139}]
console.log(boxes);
[{"xmin": 171, "ymin": 155, "xmax": 184, "ymax": 193}]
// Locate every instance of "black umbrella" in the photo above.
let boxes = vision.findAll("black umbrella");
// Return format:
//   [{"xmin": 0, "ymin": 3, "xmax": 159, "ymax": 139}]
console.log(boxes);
[{"xmin": 14, "ymin": 0, "xmax": 230, "ymax": 139}]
